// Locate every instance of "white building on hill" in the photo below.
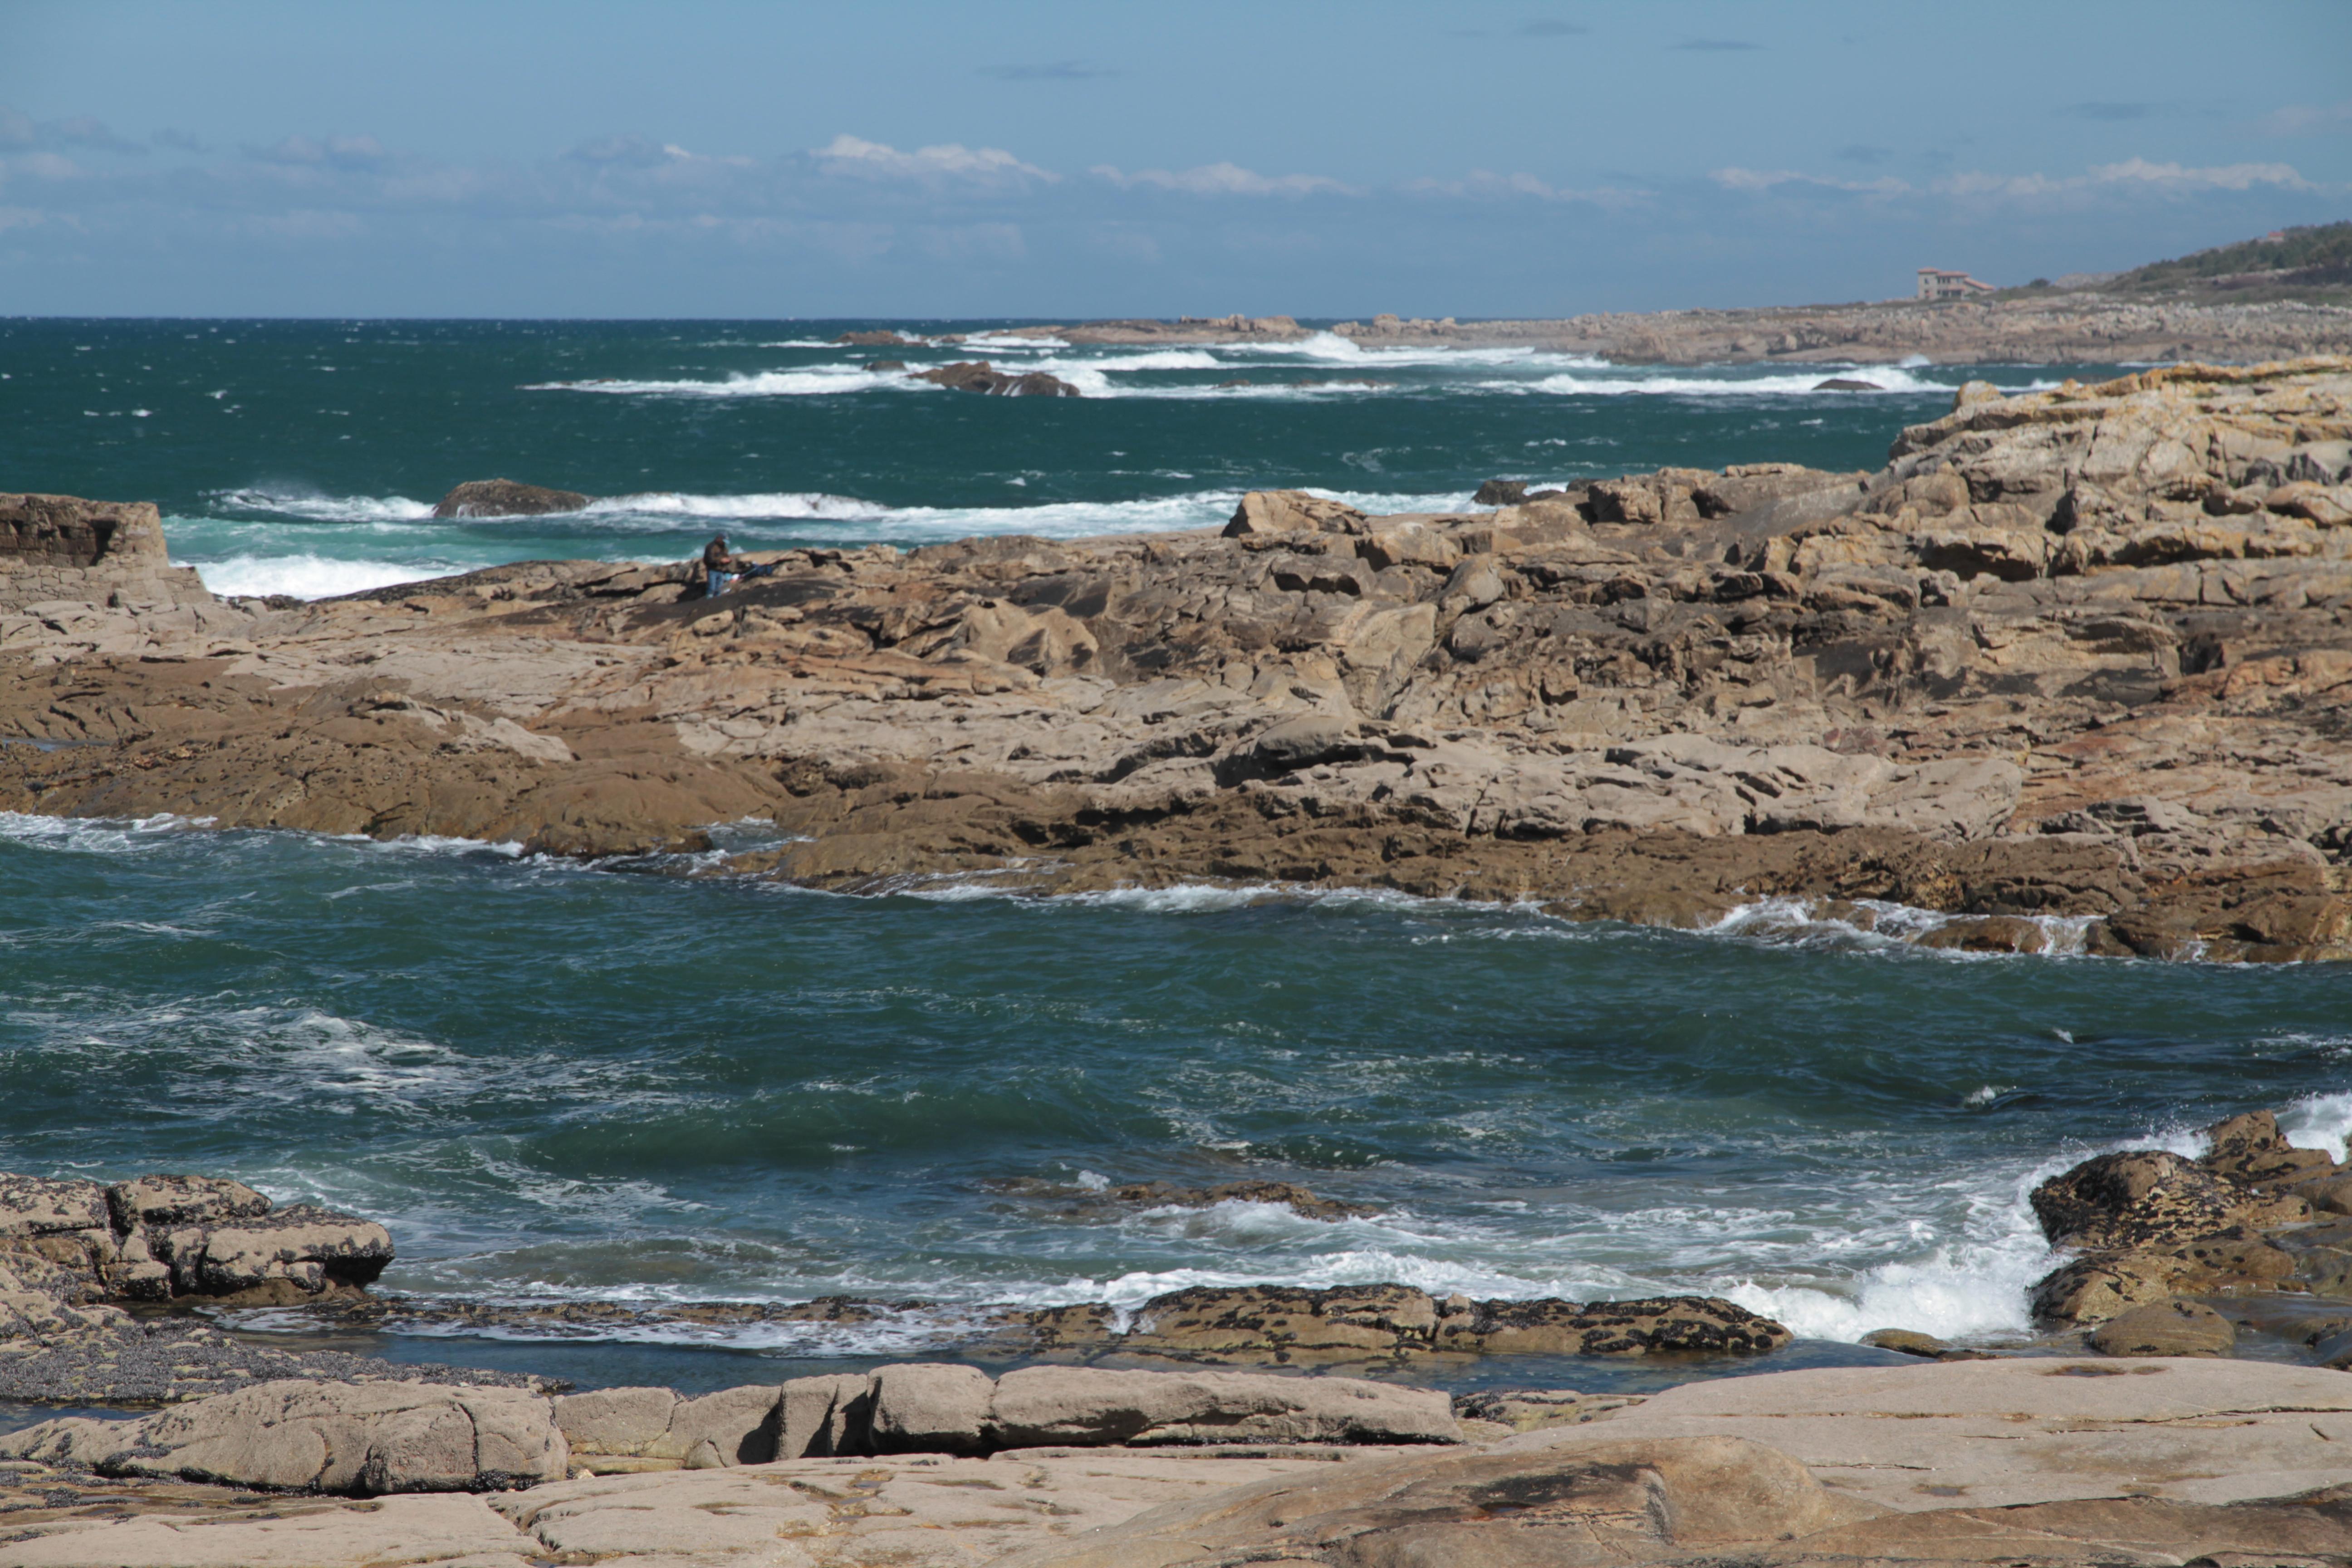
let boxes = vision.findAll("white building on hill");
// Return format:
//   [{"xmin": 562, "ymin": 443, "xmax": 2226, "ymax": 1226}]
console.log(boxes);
[{"xmin": 1917, "ymin": 268, "xmax": 1996, "ymax": 300}]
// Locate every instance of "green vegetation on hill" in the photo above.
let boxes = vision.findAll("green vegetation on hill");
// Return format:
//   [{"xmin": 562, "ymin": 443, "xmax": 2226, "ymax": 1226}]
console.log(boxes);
[
  {"xmin": 2111, "ymin": 222, "xmax": 2352, "ymax": 301},
  {"xmin": 1991, "ymin": 223, "xmax": 2352, "ymax": 305}
]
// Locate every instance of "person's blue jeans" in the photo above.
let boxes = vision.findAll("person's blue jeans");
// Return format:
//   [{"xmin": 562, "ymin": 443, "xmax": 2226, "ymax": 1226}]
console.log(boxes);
[{"xmin": 706, "ymin": 568, "xmax": 733, "ymax": 598}]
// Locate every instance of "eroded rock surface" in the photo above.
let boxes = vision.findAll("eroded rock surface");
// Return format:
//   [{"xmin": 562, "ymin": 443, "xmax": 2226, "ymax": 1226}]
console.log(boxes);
[
  {"xmin": 1, "ymin": 1378, "xmax": 568, "ymax": 1494},
  {"xmin": 8, "ymin": 1360, "xmax": 2352, "ymax": 1567},
  {"xmin": 4, "ymin": 361, "xmax": 2352, "ymax": 958}
]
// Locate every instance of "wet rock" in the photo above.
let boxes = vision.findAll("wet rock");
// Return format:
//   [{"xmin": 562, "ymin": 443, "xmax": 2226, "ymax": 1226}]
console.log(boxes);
[
  {"xmin": 2030, "ymin": 1150, "xmax": 2243, "ymax": 1249},
  {"xmin": 1470, "ymin": 480, "xmax": 1570, "ymax": 506},
  {"xmin": 911, "ymin": 361, "xmax": 1079, "ymax": 397},
  {"xmin": 833, "ymin": 329, "xmax": 918, "ymax": 347},
  {"xmin": 1915, "ymin": 914, "xmax": 2051, "ymax": 953},
  {"xmin": 1442, "ymin": 1295, "xmax": 1792, "ymax": 1357},
  {"xmin": 1814, "ymin": 377, "xmax": 1884, "ymax": 392},
  {"xmin": 2089, "ymin": 1298, "xmax": 2237, "ymax": 1356},
  {"xmin": 2201, "ymin": 1109, "xmax": 2338, "ymax": 1186},
  {"xmin": 430, "ymin": 479, "xmax": 591, "ymax": 519},
  {"xmin": 0, "ymin": 1312, "xmax": 554, "ymax": 1405},
  {"xmin": 2033, "ymin": 1228, "xmax": 2296, "ymax": 1325},
  {"xmin": 862, "ymin": 358, "xmax": 906, "ymax": 371},
  {"xmin": 1860, "ymin": 1328, "xmax": 1951, "ymax": 1357},
  {"xmin": 1104, "ymin": 1178, "xmax": 1376, "ymax": 1220}
]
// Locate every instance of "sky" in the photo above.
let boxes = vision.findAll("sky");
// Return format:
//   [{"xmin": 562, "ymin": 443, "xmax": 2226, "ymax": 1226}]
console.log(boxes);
[{"xmin": 1, "ymin": 0, "xmax": 2347, "ymax": 318}]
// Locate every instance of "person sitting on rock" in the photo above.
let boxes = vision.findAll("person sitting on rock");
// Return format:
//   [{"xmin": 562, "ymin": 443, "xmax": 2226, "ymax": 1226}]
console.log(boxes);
[
  {"xmin": 701, "ymin": 534, "xmax": 779, "ymax": 598},
  {"xmin": 701, "ymin": 534, "xmax": 744, "ymax": 598}
]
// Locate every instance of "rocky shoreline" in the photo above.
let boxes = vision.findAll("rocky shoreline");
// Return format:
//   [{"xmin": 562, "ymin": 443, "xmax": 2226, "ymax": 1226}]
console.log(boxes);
[
  {"xmin": 1015, "ymin": 296, "xmax": 2352, "ymax": 365},
  {"xmin": 6, "ymin": 358, "xmax": 2352, "ymax": 960},
  {"xmin": 12, "ymin": 1107, "xmax": 2352, "ymax": 1561}
]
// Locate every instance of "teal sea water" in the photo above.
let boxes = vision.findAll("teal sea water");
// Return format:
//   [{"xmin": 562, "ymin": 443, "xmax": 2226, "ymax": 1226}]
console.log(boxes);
[{"xmin": 6, "ymin": 319, "xmax": 2348, "ymax": 1396}]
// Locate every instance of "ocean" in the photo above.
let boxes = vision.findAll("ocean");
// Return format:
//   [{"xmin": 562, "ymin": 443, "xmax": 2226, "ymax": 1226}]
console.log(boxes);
[{"xmin": 7, "ymin": 318, "xmax": 2347, "ymax": 1401}]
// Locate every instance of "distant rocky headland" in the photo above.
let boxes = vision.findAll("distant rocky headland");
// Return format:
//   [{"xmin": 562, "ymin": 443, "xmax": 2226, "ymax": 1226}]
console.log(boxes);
[
  {"xmin": 1022, "ymin": 223, "xmax": 2352, "ymax": 365},
  {"xmin": 1011, "ymin": 295, "xmax": 2352, "ymax": 366}
]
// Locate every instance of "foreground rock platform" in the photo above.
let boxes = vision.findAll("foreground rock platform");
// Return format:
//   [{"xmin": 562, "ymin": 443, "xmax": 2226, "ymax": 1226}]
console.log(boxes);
[
  {"xmin": 6, "ymin": 1358, "xmax": 2350, "ymax": 1567},
  {"xmin": 5, "ymin": 359, "xmax": 2352, "ymax": 958}
]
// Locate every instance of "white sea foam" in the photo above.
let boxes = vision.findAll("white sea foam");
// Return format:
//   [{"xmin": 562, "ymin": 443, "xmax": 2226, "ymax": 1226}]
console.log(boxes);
[
  {"xmin": 211, "ymin": 487, "xmax": 437, "ymax": 523},
  {"xmin": 2280, "ymin": 1088, "xmax": 2352, "ymax": 1161},
  {"xmin": 192, "ymin": 554, "xmax": 450, "ymax": 600},
  {"xmin": 1509, "ymin": 365, "xmax": 1953, "ymax": 398},
  {"xmin": 582, "ymin": 491, "xmax": 883, "ymax": 522},
  {"xmin": 1702, "ymin": 896, "xmax": 2098, "ymax": 959},
  {"xmin": 527, "ymin": 366, "xmax": 929, "ymax": 398},
  {"xmin": 0, "ymin": 810, "xmax": 215, "ymax": 856}
]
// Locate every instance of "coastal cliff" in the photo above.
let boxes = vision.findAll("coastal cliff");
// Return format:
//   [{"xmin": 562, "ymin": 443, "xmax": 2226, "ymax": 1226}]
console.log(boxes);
[{"xmin": 4, "ymin": 358, "xmax": 2352, "ymax": 958}]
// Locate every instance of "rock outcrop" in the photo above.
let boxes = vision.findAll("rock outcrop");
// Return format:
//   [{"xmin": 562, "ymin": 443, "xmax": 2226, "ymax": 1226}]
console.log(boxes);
[
  {"xmin": 5, "ymin": 361, "xmax": 2352, "ymax": 961},
  {"xmin": 2028, "ymin": 1107, "xmax": 2352, "ymax": 1328},
  {"xmin": 8, "ymin": 1360, "xmax": 2352, "ymax": 1566},
  {"xmin": 911, "ymin": 360, "xmax": 1081, "ymax": 397},
  {"xmin": 1, "ymin": 1379, "xmax": 569, "ymax": 1494},
  {"xmin": 0, "ymin": 494, "xmax": 214, "ymax": 615},
  {"xmin": 430, "ymin": 479, "xmax": 592, "ymax": 519},
  {"xmin": 1, "ymin": 1171, "xmax": 390, "ymax": 1306},
  {"xmin": 1012, "ymin": 1287, "xmax": 1788, "ymax": 1367}
]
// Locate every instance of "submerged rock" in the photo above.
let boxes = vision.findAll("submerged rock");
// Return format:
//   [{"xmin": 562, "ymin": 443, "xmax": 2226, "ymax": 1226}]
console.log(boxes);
[
  {"xmin": 1107, "ymin": 1179, "xmax": 1377, "ymax": 1220},
  {"xmin": 431, "ymin": 479, "xmax": 591, "ymax": 518}
]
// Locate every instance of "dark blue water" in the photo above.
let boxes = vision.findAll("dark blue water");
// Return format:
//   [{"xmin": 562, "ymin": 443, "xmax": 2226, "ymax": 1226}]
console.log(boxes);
[
  {"xmin": 1, "ymin": 317, "xmax": 2071, "ymax": 598},
  {"xmin": 5, "ymin": 815, "xmax": 2348, "ymax": 1379}
]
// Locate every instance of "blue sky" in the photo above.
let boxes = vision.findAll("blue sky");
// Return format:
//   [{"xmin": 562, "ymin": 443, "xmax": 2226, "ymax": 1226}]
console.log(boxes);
[{"xmin": 1, "ymin": 0, "xmax": 2347, "ymax": 317}]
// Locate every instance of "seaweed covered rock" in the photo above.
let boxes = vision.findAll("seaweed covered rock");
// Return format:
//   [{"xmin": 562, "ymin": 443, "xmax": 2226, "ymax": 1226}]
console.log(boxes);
[{"xmin": 2029, "ymin": 1150, "xmax": 2243, "ymax": 1250}]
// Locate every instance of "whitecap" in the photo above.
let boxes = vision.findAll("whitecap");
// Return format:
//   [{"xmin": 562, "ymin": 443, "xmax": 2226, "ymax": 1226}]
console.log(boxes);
[
  {"xmin": 211, "ymin": 488, "xmax": 437, "ymax": 524},
  {"xmin": 192, "ymin": 555, "xmax": 451, "ymax": 600}
]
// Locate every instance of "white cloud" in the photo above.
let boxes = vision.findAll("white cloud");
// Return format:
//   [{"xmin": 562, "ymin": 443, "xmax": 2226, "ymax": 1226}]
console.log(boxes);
[
  {"xmin": 1711, "ymin": 167, "xmax": 1910, "ymax": 195},
  {"xmin": 2260, "ymin": 100, "xmax": 2352, "ymax": 136},
  {"xmin": 2085, "ymin": 157, "xmax": 2312, "ymax": 191},
  {"xmin": 812, "ymin": 134, "xmax": 1055, "ymax": 184},
  {"xmin": 1936, "ymin": 158, "xmax": 2314, "ymax": 198},
  {"xmin": 1091, "ymin": 161, "xmax": 1349, "ymax": 196},
  {"xmin": 1407, "ymin": 170, "xmax": 1646, "ymax": 205},
  {"xmin": 1712, "ymin": 157, "xmax": 2317, "ymax": 203},
  {"xmin": 248, "ymin": 134, "xmax": 391, "ymax": 170}
]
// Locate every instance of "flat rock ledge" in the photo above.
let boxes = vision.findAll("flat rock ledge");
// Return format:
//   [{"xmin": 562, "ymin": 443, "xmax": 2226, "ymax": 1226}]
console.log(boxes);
[{"xmin": 5, "ymin": 1359, "xmax": 2352, "ymax": 1568}]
